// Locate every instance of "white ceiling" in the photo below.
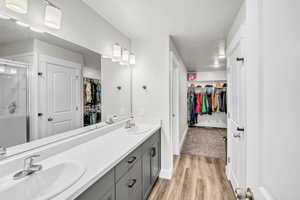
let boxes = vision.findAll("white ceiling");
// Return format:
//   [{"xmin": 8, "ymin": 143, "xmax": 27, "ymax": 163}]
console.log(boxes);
[{"xmin": 82, "ymin": 0, "xmax": 243, "ymax": 72}]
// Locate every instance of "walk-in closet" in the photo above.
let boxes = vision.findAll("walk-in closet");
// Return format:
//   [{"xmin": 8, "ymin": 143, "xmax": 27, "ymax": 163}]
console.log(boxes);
[{"xmin": 181, "ymin": 71, "xmax": 228, "ymax": 161}]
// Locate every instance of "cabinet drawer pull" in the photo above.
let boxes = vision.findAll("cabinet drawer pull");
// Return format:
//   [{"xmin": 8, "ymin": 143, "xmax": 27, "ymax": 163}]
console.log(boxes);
[
  {"xmin": 127, "ymin": 156, "xmax": 137, "ymax": 164},
  {"xmin": 151, "ymin": 147, "xmax": 156, "ymax": 157},
  {"xmin": 127, "ymin": 179, "xmax": 137, "ymax": 188}
]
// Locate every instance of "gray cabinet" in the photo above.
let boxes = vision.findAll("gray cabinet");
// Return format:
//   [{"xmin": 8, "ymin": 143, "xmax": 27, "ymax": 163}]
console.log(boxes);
[
  {"xmin": 150, "ymin": 139, "xmax": 160, "ymax": 184},
  {"xmin": 142, "ymin": 144, "xmax": 152, "ymax": 199},
  {"xmin": 142, "ymin": 131, "xmax": 161, "ymax": 199},
  {"xmin": 76, "ymin": 169, "xmax": 115, "ymax": 200},
  {"xmin": 116, "ymin": 159, "xmax": 142, "ymax": 200},
  {"xmin": 76, "ymin": 129, "xmax": 161, "ymax": 200}
]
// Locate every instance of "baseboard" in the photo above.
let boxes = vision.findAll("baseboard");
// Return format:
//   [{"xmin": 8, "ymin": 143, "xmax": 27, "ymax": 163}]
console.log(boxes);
[
  {"xmin": 179, "ymin": 127, "xmax": 188, "ymax": 153},
  {"xmin": 159, "ymin": 168, "xmax": 173, "ymax": 180}
]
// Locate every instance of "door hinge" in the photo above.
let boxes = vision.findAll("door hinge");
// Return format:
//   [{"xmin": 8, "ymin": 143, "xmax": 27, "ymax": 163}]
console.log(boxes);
[
  {"xmin": 227, "ymin": 157, "xmax": 231, "ymax": 163},
  {"xmin": 235, "ymin": 188, "xmax": 254, "ymax": 200}
]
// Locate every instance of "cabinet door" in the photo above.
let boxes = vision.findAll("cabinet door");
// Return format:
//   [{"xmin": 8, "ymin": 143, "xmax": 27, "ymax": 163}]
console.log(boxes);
[
  {"xmin": 116, "ymin": 159, "xmax": 142, "ymax": 200},
  {"xmin": 142, "ymin": 149, "xmax": 151, "ymax": 199},
  {"xmin": 76, "ymin": 169, "xmax": 115, "ymax": 200},
  {"xmin": 151, "ymin": 141, "xmax": 160, "ymax": 184}
]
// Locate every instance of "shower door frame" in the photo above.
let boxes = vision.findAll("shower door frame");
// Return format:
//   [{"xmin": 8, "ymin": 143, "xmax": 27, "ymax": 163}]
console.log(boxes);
[{"xmin": 0, "ymin": 58, "xmax": 30, "ymax": 143}]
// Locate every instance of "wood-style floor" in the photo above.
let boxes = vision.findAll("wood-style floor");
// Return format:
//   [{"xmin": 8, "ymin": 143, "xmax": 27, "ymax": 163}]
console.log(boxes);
[{"xmin": 148, "ymin": 155, "xmax": 236, "ymax": 200}]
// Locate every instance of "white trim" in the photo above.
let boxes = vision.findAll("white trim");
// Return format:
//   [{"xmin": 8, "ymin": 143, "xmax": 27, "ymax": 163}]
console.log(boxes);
[
  {"xmin": 178, "ymin": 126, "xmax": 188, "ymax": 153},
  {"xmin": 0, "ymin": 58, "xmax": 30, "ymax": 68},
  {"xmin": 159, "ymin": 168, "xmax": 173, "ymax": 180},
  {"xmin": 39, "ymin": 54, "xmax": 82, "ymax": 70}
]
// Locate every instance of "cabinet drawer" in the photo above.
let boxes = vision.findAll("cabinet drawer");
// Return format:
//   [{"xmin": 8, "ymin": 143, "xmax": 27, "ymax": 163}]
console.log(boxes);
[
  {"xmin": 115, "ymin": 145, "xmax": 142, "ymax": 181},
  {"xmin": 76, "ymin": 169, "xmax": 115, "ymax": 200},
  {"xmin": 116, "ymin": 159, "xmax": 142, "ymax": 200}
]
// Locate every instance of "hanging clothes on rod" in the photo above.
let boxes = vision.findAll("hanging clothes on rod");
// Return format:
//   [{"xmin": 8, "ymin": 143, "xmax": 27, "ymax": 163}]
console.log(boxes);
[
  {"xmin": 188, "ymin": 82, "xmax": 227, "ymax": 126},
  {"xmin": 83, "ymin": 77, "xmax": 102, "ymax": 126}
]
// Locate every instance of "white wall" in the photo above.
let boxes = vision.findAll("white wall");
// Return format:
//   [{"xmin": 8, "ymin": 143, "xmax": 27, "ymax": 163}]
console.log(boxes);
[
  {"xmin": 132, "ymin": 35, "xmax": 172, "ymax": 178},
  {"xmin": 101, "ymin": 58, "xmax": 131, "ymax": 121},
  {"xmin": 0, "ymin": 0, "xmax": 130, "ymax": 57},
  {"xmin": 82, "ymin": 53, "xmax": 101, "ymax": 80},
  {"xmin": 0, "ymin": 40, "xmax": 34, "ymax": 58},
  {"xmin": 190, "ymin": 71, "xmax": 227, "ymax": 82},
  {"xmin": 169, "ymin": 37, "xmax": 188, "ymax": 152},
  {"xmin": 34, "ymin": 39, "xmax": 84, "ymax": 64},
  {"xmin": 227, "ymin": 1, "xmax": 246, "ymax": 45}
]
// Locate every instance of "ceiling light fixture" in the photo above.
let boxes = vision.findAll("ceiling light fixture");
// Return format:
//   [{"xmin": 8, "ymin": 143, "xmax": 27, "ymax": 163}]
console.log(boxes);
[
  {"xmin": 16, "ymin": 20, "xmax": 29, "ymax": 27},
  {"xmin": 44, "ymin": 0, "xmax": 62, "ymax": 29},
  {"xmin": 112, "ymin": 43, "xmax": 122, "ymax": 62},
  {"xmin": 120, "ymin": 48, "xmax": 129, "ymax": 65},
  {"xmin": 129, "ymin": 53, "xmax": 136, "ymax": 65},
  {"xmin": 5, "ymin": 0, "xmax": 28, "ymax": 14}
]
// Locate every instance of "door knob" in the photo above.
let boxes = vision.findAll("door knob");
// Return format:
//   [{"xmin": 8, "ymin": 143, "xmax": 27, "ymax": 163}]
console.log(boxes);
[{"xmin": 48, "ymin": 117, "xmax": 53, "ymax": 122}]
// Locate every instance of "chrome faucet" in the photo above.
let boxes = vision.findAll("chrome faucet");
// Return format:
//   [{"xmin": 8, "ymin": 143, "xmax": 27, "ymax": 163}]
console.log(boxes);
[
  {"xmin": 13, "ymin": 155, "xmax": 42, "ymax": 180},
  {"xmin": 0, "ymin": 146, "xmax": 6, "ymax": 156},
  {"xmin": 125, "ymin": 116, "xmax": 136, "ymax": 129}
]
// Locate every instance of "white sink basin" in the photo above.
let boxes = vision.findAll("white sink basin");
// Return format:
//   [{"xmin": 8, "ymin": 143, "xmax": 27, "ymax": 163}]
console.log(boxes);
[
  {"xmin": 0, "ymin": 161, "xmax": 85, "ymax": 200},
  {"xmin": 126, "ymin": 124, "xmax": 152, "ymax": 135}
]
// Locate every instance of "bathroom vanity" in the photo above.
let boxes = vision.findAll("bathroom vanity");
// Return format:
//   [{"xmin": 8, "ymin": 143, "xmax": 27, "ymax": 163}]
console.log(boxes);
[
  {"xmin": 0, "ymin": 121, "xmax": 161, "ymax": 200},
  {"xmin": 76, "ymin": 128, "xmax": 161, "ymax": 200},
  {"xmin": 0, "ymin": 10, "xmax": 161, "ymax": 200}
]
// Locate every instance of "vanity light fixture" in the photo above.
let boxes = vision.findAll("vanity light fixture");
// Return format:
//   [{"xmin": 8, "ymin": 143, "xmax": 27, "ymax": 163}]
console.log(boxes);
[
  {"xmin": 5, "ymin": 0, "xmax": 28, "ymax": 14},
  {"xmin": 44, "ymin": 0, "xmax": 62, "ymax": 29},
  {"xmin": 0, "ymin": 13, "xmax": 11, "ymax": 19},
  {"xmin": 16, "ymin": 20, "xmax": 29, "ymax": 27},
  {"xmin": 112, "ymin": 43, "xmax": 122, "ymax": 62},
  {"xmin": 129, "ymin": 53, "xmax": 136, "ymax": 65},
  {"xmin": 120, "ymin": 48, "xmax": 129, "ymax": 65}
]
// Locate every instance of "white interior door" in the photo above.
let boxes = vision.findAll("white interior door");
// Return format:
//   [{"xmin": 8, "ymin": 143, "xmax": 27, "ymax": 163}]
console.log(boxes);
[
  {"xmin": 39, "ymin": 55, "xmax": 81, "ymax": 138},
  {"xmin": 227, "ymin": 40, "xmax": 247, "ymax": 191},
  {"xmin": 171, "ymin": 57, "xmax": 180, "ymax": 155}
]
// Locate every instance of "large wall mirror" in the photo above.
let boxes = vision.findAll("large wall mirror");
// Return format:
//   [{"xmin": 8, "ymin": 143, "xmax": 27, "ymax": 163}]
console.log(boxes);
[{"xmin": 0, "ymin": 18, "xmax": 132, "ymax": 149}]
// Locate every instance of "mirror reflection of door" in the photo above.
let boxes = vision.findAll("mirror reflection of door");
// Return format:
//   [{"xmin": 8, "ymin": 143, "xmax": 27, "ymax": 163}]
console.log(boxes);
[{"xmin": 38, "ymin": 55, "xmax": 81, "ymax": 138}]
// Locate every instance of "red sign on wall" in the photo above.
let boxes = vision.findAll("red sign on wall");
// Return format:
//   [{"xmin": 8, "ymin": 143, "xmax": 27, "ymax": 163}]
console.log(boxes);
[{"xmin": 187, "ymin": 73, "xmax": 197, "ymax": 81}]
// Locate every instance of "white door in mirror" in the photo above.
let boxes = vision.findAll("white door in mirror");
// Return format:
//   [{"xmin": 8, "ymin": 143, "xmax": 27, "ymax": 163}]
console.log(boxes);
[{"xmin": 0, "ymin": 161, "xmax": 85, "ymax": 200}]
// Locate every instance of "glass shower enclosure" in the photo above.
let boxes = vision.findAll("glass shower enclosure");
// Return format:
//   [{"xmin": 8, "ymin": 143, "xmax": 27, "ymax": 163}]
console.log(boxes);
[{"xmin": 0, "ymin": 59, "xmax": 29, "ymax": 148}]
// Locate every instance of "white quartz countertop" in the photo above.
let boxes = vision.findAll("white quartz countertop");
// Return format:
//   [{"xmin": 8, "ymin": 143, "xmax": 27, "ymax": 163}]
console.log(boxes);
[{"xmin": 46, "ymin": 122, "xmax": 161, "ymax": 200}]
